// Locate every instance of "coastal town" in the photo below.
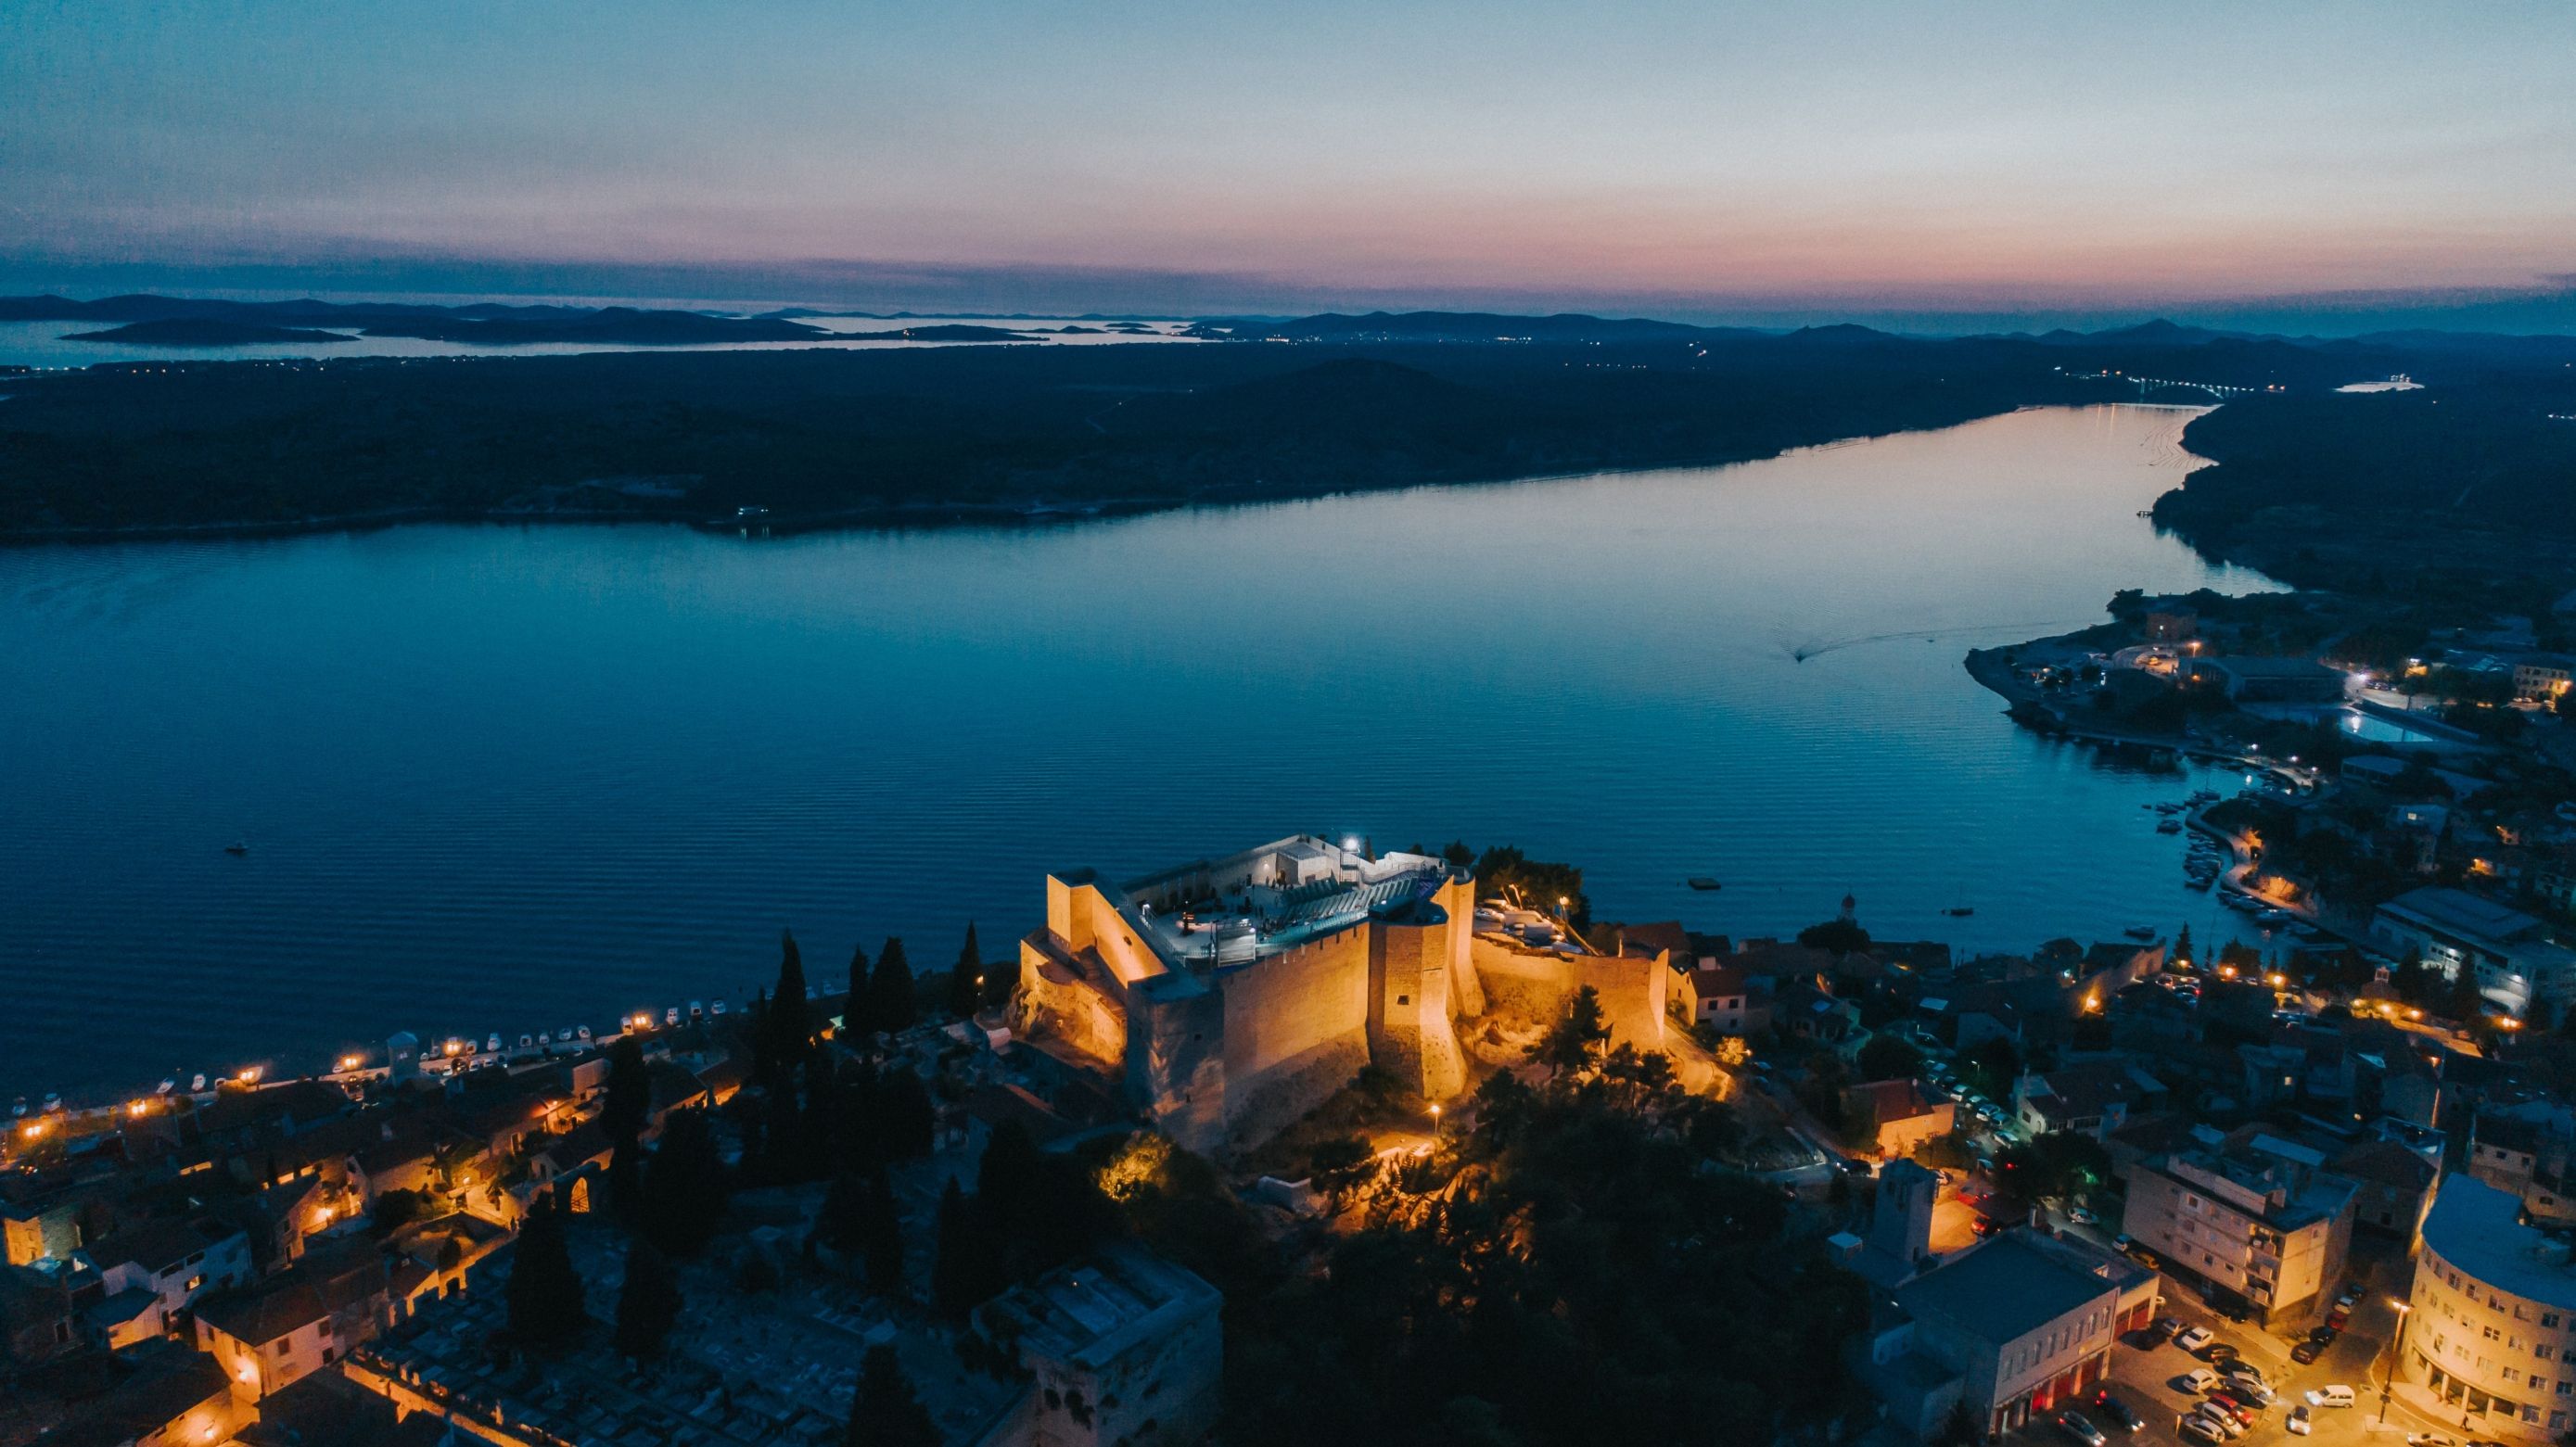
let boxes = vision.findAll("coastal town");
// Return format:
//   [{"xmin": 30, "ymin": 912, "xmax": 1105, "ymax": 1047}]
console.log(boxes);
[{"xmin": 6, "ymin": 596, "xmax": 2576, "ymax": 1447}]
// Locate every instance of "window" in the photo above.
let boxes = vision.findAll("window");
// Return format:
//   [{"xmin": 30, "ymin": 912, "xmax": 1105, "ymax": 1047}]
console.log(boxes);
[
  {"xmin": 2540, "ymin": 1346, "xmax": 2555, "ymax": 1361},
  {"xmin": 2550, "ymin": 1314, "xmax": 2564, "ymax": 1329},
  {"xmin": 2491, "ymin": 1327, "xmax": 2506, "ymax": 1341}
]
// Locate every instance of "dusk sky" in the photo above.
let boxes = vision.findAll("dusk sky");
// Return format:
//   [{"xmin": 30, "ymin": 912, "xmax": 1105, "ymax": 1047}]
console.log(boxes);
[{"xmin": 6, "ymin": 0, "xmax": 2574, "ymax": 329}]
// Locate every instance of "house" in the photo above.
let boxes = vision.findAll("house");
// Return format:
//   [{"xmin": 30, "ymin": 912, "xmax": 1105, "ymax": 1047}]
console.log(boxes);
[
  {"xmin": 2013, "ymin": 1060, "xmax": 2166, "ymax": 1139},
  {"xmin": 1672, "ymin": 961, "xmax": 1755, "ymax": 1034},
  {"xmin": 28, "ymin": 1340, "xmax": 249, "ymax": 1447},
  {"xmin": 2514, "ymin": 654, "xmax": 2574, "ymax": 704},
  {"xmin": 1858, "ymin": 1231, "xmax": 2133, "ymax": 1438},
  {"xmin": 2182, "ymin": 656, "xmax": 2347, "ymax": 704},
  {"xmin": 194, "ymin": 1244, "xmax": 393, "ymax": 1403},
  {"xmin": 2373, "ymin": 886, "xmax": 2576, "ymax": 1019},
  {"xmin": 2121, "ymin": 1132, "xmax": 2358, "ymax": 1325},
  {"xmin": 82, "ymin": 1217, "xmax": 252, "ymax": 1350},
  {"xmin": 976, "ymin": 1244, "xmax": 1224, "ymax": 1447},
  {"xmin": 1849, "ymin": 1079, "xmax": 1957, "ymax": 1160},
  {"xmin": 2328, "ymin": 1138, "xmax": 2441, "ymax": 1247}
]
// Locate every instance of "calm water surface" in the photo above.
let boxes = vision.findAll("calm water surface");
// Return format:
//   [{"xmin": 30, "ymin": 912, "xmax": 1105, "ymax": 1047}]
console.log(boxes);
[{"xmin": 2, "ymin": 404, "xmax": 2278, "ymax": 1097}]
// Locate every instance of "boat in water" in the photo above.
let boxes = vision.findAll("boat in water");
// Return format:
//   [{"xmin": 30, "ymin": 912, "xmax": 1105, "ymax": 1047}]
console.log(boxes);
[
  {"xmin": 1687, "ymin": 877, "xmax": 1722, "ymax": 892},
  {"xmin": 223, "ymin": 841, "xmax": 249, "ymax": 856},
  {"xmin": 1944, "ymin": 906, "xmax": 1975, "ymax": 917}
]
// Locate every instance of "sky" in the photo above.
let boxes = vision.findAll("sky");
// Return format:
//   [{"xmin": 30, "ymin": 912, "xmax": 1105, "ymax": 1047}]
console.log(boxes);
[{"xmin": 4, "ymin": 0, "xmax": 2574, "ymax": 331}]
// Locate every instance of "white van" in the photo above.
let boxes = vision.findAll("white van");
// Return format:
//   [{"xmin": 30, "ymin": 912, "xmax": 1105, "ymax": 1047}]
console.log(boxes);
[{"xmin": 2305, "ymin": 1386, "xmax": 2356, "ymax": 1409}]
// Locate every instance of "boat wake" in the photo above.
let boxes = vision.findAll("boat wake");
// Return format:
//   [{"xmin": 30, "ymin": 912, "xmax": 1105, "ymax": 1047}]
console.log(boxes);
[{"xmin": 1787, "ymin": 617, "xmax": 2098, "ymax": 663}]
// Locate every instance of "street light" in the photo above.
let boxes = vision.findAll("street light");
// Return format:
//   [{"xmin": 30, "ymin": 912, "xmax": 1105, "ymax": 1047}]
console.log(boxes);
[{"xmin": 2380, "ymin": 1298, "xmax": 2414, "ymax": 1425}]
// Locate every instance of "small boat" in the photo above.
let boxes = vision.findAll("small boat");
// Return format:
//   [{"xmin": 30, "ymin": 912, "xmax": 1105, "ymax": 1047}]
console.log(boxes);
[
  {"xmin": 1945, "ymin": 907, "xmax": 1975, "ymax": 917},
  {"xmin": 2157, "ymin": 819, "xmax": 2182, "ymax": 834},
  {"xmin": 1687, "ymin": 877, "xmax": 1723, "ymax": 892},
  {"xmin": 223, "ymin": 841, "xmax": 249, "ymax": 856}
]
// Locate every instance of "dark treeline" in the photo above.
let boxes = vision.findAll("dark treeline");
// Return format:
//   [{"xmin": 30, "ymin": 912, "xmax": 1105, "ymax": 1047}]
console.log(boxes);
[{"xmin": 1, "ymin": 318, "xmax": 2471, "ymax": 538}]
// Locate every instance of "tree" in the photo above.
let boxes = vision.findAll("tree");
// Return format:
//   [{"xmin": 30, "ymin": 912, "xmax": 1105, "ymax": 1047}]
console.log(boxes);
[
  {"xmin": 506, "ymin": 1190, "xmax": 586, "ymax": 1348},
  {"xmin": 1307, "ymin": 1136, "xmax": 1377, "ymax": 1206},
  {"xmin": 881, "ymin": 1067, "xmax": 937, "ymax": 1161},
  {"xmin": 861, "ymin": 1169, "xmax": 904, "ymax": 1294},
  {"xmin": 1473, "ymin": 845, "xmax": 1589, "ymax": 928},
  {"xmin": 2174, "ymin": 923, "xmax": 2194, "ymax": 968},
  {"xmin": 612, "ymin": 1237, "xmax": 682, "ymax": 1364},
  {"xmin": 1441, "ymin": 840, "xmax": 1474, "ymax": 868},
  {"xmin": 1714, "ymin": 1035, "xmax": 1751, "ymax": 1068},
  {"xmin": 1958, "ymin": 1036, "xmax": 2021, "ymax": 1101},
  {"xmin": 846, "ymin": 1343, "xmax": 940, "ymax": 1447},
  {"xmin": 929, "ymin": 1177, "xmax": 993, "ymax": 1319},
  {"xmin": 847, "ymin": 939, "xmax": 871, "ymax": 1029},
  {"xmin": 1855, "ymin": 1034, "xmax": 1924, "ymax": 1083},
  {"xmin": 757, "ymin": 931, "xmax": 813, "ymax": 1087},
  {"xmin": 641, "ymin": 1109, "xmax": 731, "ymax": 1256},
  {"xmin": 868, "ymin": 937, "xmax": 916, "ymax": 1036},
  {"xmin": 1529, "ymin": 984, "xmax": 1611, "ymax": 1075},
  {"xmin": 368, "ymin": 1187, "xmax": 428, "ymax": 1238},
  {"xmin": 2440, "ymin": 966, "xmax": 2487, "ymax": 1025},
  {"xmin": 947, "ymin": 923, "xmax": 983, "ymax": 1021},
  {"xmin": 1996, "ymin": 1130, "xmax": 2113, "ymax": 1205},
  {"xmin": 1932, "ymin": 1399, "xmax": 1983, "ymax": 1447},
  {"xmin": 1796, "ymin": 918, "xmax": 1871, "ymax": 955},
  {"xmin": 603, "ymin": 1035, "xmax": 650, "ymax": 1143}
]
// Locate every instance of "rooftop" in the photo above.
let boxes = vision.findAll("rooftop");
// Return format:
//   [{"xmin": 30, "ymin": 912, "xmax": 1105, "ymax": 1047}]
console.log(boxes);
[
  {"xmin": 1894, "ymin": 1231, "xmax": 2113, "ymax": 1344},
  {"xmin": 2380, "ymin": 887, "xmax": 2543, "ymax": 946},
  {"xmin": 978, "ymin": 1243, "xmax": 1220, "ymax": 1371},
  {"xmin": 1116, "ymin": 835, "xmax": 1455, "ymax": 971},
  {"xmin": 2423, "ymin": 1175, "xmax": 2576, "ymax": 1312}
]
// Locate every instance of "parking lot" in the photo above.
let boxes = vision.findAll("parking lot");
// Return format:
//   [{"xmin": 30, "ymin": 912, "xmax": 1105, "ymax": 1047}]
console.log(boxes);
[{"xmin": 1999, "ymin": 1259, "xmax": 2479, "ymax": 1447}]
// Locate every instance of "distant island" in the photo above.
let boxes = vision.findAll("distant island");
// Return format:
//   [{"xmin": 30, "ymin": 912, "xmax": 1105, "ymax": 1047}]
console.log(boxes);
[
  {"xmin": 60, "ymin": 318, "xmax": 357, "ymax": 347},
  {"xmin": 835, "ymin": 324, "xmax": 1039, "ymax": 342},
  {"xmin": 5, "ymin": 302, "xmax": 2571, "ymax": 587}
]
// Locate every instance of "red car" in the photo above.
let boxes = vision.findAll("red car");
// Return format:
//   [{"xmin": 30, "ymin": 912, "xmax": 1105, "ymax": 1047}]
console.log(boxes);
[{"xmin": 2204, "ymin": 1393, "xmax": 2259, "ymax": 1428}]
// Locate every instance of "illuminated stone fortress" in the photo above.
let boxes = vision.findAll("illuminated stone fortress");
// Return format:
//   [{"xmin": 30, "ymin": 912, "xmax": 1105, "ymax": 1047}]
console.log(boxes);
[{"xmin": 1014, "ymin": 834, "xmax": 1668, "ymax": 1154}]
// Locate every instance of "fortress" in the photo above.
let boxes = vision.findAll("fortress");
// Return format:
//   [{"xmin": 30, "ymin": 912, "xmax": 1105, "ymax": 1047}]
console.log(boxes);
[{"xmin": 1013, "ymin": 834, "xmax": 1669, "ymax": 1154}]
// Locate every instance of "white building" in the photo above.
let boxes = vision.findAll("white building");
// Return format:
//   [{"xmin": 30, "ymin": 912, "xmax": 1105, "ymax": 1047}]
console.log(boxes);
[
  {"xmin": 2406, "ymin": 1175, "xmax": 2576, "ymax": 1437},
  {"xmin": 2123, "ymin": 1132, "xmax": 2356, "ymax": 1326},
  {"xmin": 80, "ymin": 1217, "xmax": 251, "ymax": 1350}
]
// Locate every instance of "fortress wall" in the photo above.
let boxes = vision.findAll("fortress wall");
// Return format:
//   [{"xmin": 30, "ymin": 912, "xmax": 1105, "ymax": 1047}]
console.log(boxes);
[
  {"xmin": 1014, "ymin": 936, "xmax": 1128, "ymax": 1068},
  {"xmin": 1466, "ymin": 938, "xmax": 1669, "ymax": 1053},
  {"xmin": 1129, "ymin": 987, "xmax": 1227, "ymax": 1154},
  {"xmin": 1572, "ymin": 950, "xmax": 1669, "ymax": 1052},
  {"xmin": 1368, "ymin": 916, "xmax": 1467, "ymax": 1099},
  {"xmin": 1211, "ymin": 923, "xmax": 1373, "ymax": 1149},
  {"xmin": 1438, "ymin": 877, "xmax": 1486, "ymax": 1019},
  {"xmin": 1048, "ymin": 875, "xmax": 1165, "ymax": 986}
]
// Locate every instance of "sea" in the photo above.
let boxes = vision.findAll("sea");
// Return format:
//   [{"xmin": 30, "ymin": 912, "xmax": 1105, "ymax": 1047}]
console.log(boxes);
[{"xmin": 0, "ymin": 402, "xmax": 2284, "ymax": 1099}]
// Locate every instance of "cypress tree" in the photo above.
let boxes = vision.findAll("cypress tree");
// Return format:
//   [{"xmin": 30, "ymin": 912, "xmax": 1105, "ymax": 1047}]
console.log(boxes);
[
  {"xmin": 846, "ymin": 1343, "xmax": 940, "ymax": 1447},
  {"xmin": 642, "ymin": 1109, "xmax": 731, "ymax": 1256},
  {"xmin": 612, "ymin": 1237, "xmax": 682, "ymax": 1364},
  {"xmin": 882, "ymin": 1067, "xmax": 937, "ymax": 1161},
  {"xmin": 946, "ymin": 922, "xmax": 982, "ymax": 1021},
  {"xmin": 770, "ymin": 930, "xmax": 813, "ymax": 1067},
  {"xmin": 505, "ymin": 1190, "xmax": 587, "ymax": 1348},
  {"xmin": 929, "ymin": 1178, "xmax": 985, "ymax": 1319},
  {"xmin": 861, "ymin": 1169, "xmax": 904, "ymax": 1295},
  {"xmin": 603, "ymin": 1035, "xmax": 651, "ymax": 1143},
  {"xmin": 846, "ymin": 939, "xmax": 873, "ymax": 1034},
  {"xmin": 868, "ymin": 937, "xmax": 915, "ymax": 1036}
]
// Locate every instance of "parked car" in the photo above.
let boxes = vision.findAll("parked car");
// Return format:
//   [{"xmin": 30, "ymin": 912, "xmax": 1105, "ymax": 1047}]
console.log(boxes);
[
  {"xmin": 2112, "ymin": 1233, "xmax": 2135, "ymax": 1252},
  {"xmin": 2337, "ymin": 1282, "xmax": 2365, "ymax": 1308},
  {"xmin": 2290, "ymin": 1339, "xmax": 2325, "ymax": 1364},
  {"xmin": 2306, "ymin": 1386, "xmax": 2356, "ymax": 1409},
  {"xmin": 2069, "ymin": 1205, "xmax": 2100, "ymax": 1225},
  {"xmin": 2326, "ymin": 1303, "xmax": 2353, "ymax": 1331},
  {"xmin": 2405, "ymin": 1434, "xmax": 2458, "ymax": 1447},
  {"xmin": 2175, "ymin": 1326, "xmax": 2216, "ymax": 1353},
  {"xmin": 2202, "ymin": 1342, "xmax": 2239, "ymax": 1364},
  {"xmin": 2204, "ymin": 1391, "xmax": 2258, "ymax": 1428},
  {"xmin": 2222, "ymin": 1375, "xmax": 2274, "ymax": 1405},
  {"xmin": 2287, "ymin": 1405, "xmax": 2314, "ymax": 1436},
  {"xmin": 2187, "ymin": 1405, "xmax": 2247, "ymax": 1441},
  {"xmin": 2091, "ymin": 1390, "xmax": 2143, "ymax": 1432},
  {"xmin": 2136, "ymin": 1318, "xmax": 2177, "ymax": 1347},
  {"xmin": 2058, "ymin": 1410, "xmax": 2108, "ymax": 1447},
  {"xmin": 2178, "ymin": 1368, "xmax": 2224, "ymax": 1394},
  {"xmin": 2178, "ymin": 1415, "xmax": 2228, "ymax": 1446}
]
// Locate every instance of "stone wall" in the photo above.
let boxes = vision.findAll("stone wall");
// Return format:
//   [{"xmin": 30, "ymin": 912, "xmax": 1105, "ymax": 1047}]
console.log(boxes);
[{"xmin": 1466, "ymin": 936, "xmax": 1666, "ymax": 1052}]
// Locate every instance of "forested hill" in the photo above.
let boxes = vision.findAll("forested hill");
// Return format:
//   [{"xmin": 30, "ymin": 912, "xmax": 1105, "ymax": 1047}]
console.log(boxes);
[
  {"xmin": 0, "ymin": 309, "xmax": 2557, "ymax": 539},
  {"xmin": 2156, "ymin": 382, "xmax": 2576, "ymax": 603}
]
